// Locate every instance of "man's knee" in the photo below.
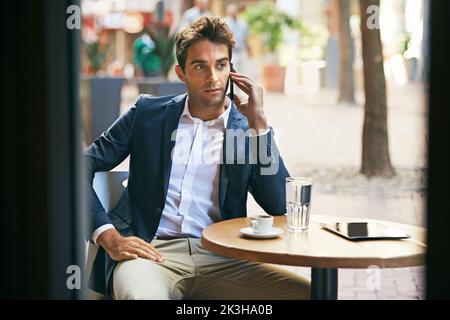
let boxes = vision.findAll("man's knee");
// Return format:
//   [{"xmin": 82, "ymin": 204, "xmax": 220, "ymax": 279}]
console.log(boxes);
[
  {"xmin": 116, "ymin": 286, "xmax": 171, "ymax": 300},
  {"xmin": 112, "ymin": 258, "xmax": 173, "ymax": 300}
]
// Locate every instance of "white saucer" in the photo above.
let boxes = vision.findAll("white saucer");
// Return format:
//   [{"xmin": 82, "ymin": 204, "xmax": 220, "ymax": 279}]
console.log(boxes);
[{"xmin": 240, "ymin": 227, "xmax": 284, "ymax": 239}]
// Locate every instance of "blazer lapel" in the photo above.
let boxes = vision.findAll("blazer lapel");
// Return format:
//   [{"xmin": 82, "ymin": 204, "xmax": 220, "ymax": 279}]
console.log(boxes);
[
  {"xmin": 161, "ymin": 94, "xmax": 187, "ymax": 201},
  {"xmin": 219, "ymin": 104, "xmax": 245, "ymax": 213}
]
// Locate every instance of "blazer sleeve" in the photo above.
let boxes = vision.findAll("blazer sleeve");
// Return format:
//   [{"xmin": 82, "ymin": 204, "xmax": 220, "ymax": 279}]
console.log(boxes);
[
  {"xmin": 84, "ymin": 102, "xmax": 138, "ymax": 234},
  {"xmin": 248, "ymin": 127, "xmax": 290, "ymax": 215}
]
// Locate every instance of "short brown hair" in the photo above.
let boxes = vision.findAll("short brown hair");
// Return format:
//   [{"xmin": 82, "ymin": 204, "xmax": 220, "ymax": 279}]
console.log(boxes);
[{"xmin": 175, "ymin": 16, "xmax": 236, "ymax": 72}]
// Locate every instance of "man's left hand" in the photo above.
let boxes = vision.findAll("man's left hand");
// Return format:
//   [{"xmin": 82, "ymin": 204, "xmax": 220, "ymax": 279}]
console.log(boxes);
[{"xmin": 229, "ymin": 70, "xmax": 268, "ymax": 133}]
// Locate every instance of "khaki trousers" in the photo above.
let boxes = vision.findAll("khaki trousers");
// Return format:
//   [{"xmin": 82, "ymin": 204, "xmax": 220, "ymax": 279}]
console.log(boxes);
[{"xmin": 112, "ymin": 238, "xmax": 310, "ymax": 300}]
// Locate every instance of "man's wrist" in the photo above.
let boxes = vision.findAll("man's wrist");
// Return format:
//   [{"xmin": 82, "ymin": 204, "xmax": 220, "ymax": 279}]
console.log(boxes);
[
  {"xmin": 248, "ymin": 113, "xmax": 268, "ymax": 132},
  {"xmin": 92, "ymin": 224, "xmax": 115, "ymax": 244},
  {"xmin": 97, "ymin": 228, "xmax": 121, "ymax": 248}
]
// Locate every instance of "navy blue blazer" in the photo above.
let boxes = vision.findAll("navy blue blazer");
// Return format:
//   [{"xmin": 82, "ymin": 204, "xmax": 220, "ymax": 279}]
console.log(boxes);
[{"xmin": 85, "ymin": 93, "xmax": 290, "ymax": 295}]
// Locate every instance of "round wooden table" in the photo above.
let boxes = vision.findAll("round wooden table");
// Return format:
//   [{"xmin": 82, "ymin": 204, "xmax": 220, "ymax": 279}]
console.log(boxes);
[{"xmin": 201, "ymin": 215, "xmax": 426, "ymax": 300}]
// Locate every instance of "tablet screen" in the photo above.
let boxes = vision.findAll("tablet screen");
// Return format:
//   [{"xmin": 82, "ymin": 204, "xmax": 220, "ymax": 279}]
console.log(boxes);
[{"xmin": 320, "ymin": 222, "xmax": 411, "ymax": 240}]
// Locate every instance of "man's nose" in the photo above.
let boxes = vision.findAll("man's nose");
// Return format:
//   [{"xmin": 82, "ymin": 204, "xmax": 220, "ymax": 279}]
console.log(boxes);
[{"xmin": 206, "ymin": 67, "xmax": 219, "ymax": 84}]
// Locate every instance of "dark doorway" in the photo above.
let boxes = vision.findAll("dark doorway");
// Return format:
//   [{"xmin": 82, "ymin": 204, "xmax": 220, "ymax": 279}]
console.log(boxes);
[
  {"xmin": 425, "ymin": 0, "xmax": 450, "ymax": 299},
  {"xmin": 2, "ymin": 0, "xmax": 87, "ymax": 299}
]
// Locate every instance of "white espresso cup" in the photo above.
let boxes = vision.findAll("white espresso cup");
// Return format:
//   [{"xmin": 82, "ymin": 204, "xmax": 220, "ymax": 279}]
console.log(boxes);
[{"xmin": 250, "ymin": 215, "xmax": 274, "ymax": 234}]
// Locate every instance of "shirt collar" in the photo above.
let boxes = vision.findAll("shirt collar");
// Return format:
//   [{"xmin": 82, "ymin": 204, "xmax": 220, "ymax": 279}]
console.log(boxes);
[{"xmin": 182, "ymin": 95, "xmax": 232, "ymax": 128}]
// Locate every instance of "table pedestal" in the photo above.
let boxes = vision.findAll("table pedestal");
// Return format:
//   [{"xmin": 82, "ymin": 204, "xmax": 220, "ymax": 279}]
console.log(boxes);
[{"xmin": 311, "ymin": 268, "xmax": 338, "ymax": 300}]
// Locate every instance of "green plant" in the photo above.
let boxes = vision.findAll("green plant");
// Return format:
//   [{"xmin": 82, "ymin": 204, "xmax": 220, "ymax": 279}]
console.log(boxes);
[
  {"xmin": 84, "ymin": 40, "xmax": 110, "ymax": 73},
  {"xmin": 242, "ymin": 0, "xmax": 303, "ymax": 54},
  {"xmin": 298, "ymin": 24, "xmax": 328, "ymax": 61},
  {"xmin": 154, "ymin": 32, "xmax": 176, "ymax": 78},
  {"xmin": 399, "ymin": 31, "xmax": 411, "ymax": 57}
]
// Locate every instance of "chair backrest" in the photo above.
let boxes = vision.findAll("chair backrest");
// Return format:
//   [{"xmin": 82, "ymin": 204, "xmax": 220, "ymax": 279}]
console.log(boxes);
[{"xmin": 93, "ymin": 171, "xmax": 129, "ymax": 212}]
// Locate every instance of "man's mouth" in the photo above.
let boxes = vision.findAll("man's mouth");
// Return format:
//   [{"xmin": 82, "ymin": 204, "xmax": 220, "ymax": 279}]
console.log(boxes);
[{"xmin": 204, "ymin": 88, "xmax": 222, "ymax": 93}]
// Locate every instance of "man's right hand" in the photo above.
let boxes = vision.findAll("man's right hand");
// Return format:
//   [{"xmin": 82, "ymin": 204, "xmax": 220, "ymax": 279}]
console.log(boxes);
[{"xmin": 97, "ymin": 228, "xmax": 164, "ymax": 263}]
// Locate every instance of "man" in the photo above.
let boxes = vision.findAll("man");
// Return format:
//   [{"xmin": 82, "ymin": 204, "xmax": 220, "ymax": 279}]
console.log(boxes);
[
  {"xmin": 133, "ymin": 30, "xmax": 162, "ymax": 77},
  {"xmin": 86, "ymin": 16, "xmax": 310, "ymax": 300},
  {"xmin": 178, "ymin": 0, "xmax": 212, "ymax": 30}
]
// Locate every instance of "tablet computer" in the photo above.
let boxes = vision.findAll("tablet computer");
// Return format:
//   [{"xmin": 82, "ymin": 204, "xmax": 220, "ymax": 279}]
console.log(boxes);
[{"xmin": 320, "ymin": 222, "xmax": 411, "ymax": 241}]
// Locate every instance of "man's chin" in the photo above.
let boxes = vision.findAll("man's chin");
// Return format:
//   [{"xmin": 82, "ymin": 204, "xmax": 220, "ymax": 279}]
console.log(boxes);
[{"xmin": 202, "ymin": 92, "xmax": 226, "ymax": 107}]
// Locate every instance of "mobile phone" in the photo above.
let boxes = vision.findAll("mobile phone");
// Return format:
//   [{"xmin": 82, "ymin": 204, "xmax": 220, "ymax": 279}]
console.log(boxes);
[{"xmin": 228, "ymin": 62, "xmax": 234, "ymax": 101}]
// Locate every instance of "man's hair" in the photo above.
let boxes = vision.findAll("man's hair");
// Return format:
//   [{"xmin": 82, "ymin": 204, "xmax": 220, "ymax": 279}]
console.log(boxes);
[{"xmin": 175, "ymin": 16, "xmax": 236, "ymax": 72}]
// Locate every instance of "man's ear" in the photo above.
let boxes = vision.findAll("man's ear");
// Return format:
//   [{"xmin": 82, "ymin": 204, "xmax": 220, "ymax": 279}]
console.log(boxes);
[{"xmin": 175, "ymin": 65, "xmax": 185, "ymax": 82}]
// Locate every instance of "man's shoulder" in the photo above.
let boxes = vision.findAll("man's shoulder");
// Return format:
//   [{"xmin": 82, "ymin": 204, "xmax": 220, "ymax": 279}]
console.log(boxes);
[{"xmin": 134, "ymin": 93, "xmax": 186, "ymax": 111}]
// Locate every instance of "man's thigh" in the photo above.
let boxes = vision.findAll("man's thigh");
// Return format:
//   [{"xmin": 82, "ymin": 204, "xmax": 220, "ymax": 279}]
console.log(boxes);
[
  {"xmin": 189, "ymin": 239, "xmax": 310, "ymax": 300},
  {"xmin": 112, "ymin": 239, "xmax": 195, "ymax": 300}
]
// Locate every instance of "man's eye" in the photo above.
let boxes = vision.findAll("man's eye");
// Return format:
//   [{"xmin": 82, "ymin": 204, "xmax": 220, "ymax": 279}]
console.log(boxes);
[
  {"xmin": 217, "ymin": 64, "xmax": 226, "ymax": 69},
  {"xmin": 194, "ymin": 65, "xmax": 204, "ymax": 70}
]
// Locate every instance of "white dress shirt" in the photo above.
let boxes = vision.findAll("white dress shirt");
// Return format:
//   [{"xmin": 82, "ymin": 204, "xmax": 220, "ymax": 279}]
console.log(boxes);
[{"xmin": 156, "ymin": 96, "xmax": 232, "ymax": 238}]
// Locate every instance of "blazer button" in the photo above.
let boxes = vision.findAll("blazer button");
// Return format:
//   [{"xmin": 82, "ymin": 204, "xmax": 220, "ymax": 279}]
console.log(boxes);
[{"xmin": 154, "ymin": 208, "xmax": 162, "ymax": 215}]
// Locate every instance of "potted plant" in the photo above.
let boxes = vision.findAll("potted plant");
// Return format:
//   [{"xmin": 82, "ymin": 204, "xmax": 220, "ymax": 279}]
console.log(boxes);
[
  {"xmin": 297, "ymin": 23, "xmax": 328, "ymax": 91},
  {"xmin": 135, "ymin": 28, "xmax": 186, "ymax": 96},
  {"xmin": 243, "ymin": 0, "xmax": 303, "ymax": 92},
  {"xmin": 154, "ymin": 31, "xmax": 176, "ymax": 79},
  {"xmin": 84, "ymin": 39, "xmax": 110, "ymax": 74},
  {"xmin": 80, "ymin": 28, "xmax": 124, "ymax": 145}
]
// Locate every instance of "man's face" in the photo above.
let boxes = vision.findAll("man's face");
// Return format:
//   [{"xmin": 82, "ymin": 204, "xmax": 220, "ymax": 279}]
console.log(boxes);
[{"xmin": 176, "ymin": 39, "xmax": 230, "ymax": 108}]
